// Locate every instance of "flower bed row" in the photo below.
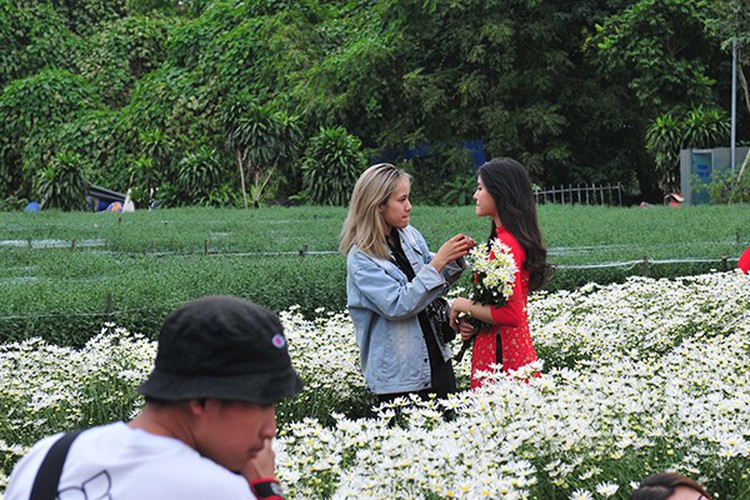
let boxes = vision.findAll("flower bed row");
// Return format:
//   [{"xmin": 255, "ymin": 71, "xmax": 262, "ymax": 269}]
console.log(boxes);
[{"xmin": 1, "ymin": 272, "xmax": 748, "ymax": 498}]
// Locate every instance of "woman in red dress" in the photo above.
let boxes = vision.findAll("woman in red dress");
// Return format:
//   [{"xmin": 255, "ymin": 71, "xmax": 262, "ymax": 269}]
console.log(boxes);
[{"xmin": 450, "ymin": 157, "xmax": 550, "ymax": 389}]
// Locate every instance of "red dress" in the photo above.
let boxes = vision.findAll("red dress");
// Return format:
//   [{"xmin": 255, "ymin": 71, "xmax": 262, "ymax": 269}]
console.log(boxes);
[{"xmin": 470, "ymin": 225, "xmax": 538, "ymax": 389}]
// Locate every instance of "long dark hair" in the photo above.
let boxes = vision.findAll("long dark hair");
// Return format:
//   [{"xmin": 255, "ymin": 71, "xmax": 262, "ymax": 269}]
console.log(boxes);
[
  {"xmin": 629, "ymin": 473, "xmax": 712, "ymax": 500},
  {"xmin": 478, "ymin": 157, "xmax": 549, "ymax": 290}
]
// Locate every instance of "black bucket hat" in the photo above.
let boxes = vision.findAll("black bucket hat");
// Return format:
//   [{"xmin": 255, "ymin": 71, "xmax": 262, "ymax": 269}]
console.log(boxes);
[{"xmin": 137, "ymin": 295, "xmax": 303, "ymax": 405}]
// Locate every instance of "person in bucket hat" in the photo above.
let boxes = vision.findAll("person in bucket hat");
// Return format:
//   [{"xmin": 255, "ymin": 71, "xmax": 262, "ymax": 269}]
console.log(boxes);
[{"xmin": 6, "ymin": 296, "xmax": 303, "ymax": 500}]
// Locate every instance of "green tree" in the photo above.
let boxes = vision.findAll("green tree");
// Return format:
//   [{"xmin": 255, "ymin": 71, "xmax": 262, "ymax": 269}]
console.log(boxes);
[
  {"xmin": 0, "ymin": 1, "xmax": 83, "ymax": 87},
  {"xmin": 80, "ymin": 15, "xmax": 173, "ymax": 107},
  {"xmin": 0, "ymin": 0, "xmax": 731, "ymax": 205},
  {"xmin": 705, "ymin": 0, "xmax": 750, "ymax": 196},
  {"xmin": 48, "ymin": 0, "xmax": 129, "ymax": 36},
  {"xmin": 588, "ymin": 0, "xmax": 725, "ymax": 197},
  {"xmin": 0, "ymin": 69, "xmax": 103, "ymax": 199},
  {"xmin": 221, "ymin": 96, "xmax": 303, "ymax": 209},
  {"xmin": 296, "ymin": 0, "xmax": 648, "ymax": 191}
]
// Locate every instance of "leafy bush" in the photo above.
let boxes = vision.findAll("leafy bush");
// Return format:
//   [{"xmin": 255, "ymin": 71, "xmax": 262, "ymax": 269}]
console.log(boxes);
[
  {"xmin": 0, "ymin": 69, "xmax": 103, "ymax": 199},
  {"xmin": 441, "ymin": 170, "xmax": 476, "ymax": 205},
  {"xmin": 0, "ymin": 2, "xmax": 84, "ymax": 87},
  {"xmin": 51, "ymin": 0, "xmax": 129, "ymax": 36},
  {"xmin": 301, "ymin": 126, "xmax": 366, "ymax": 205},
  {"xmin": 158, "ymin": 146, "xmax": 236, "ymax": 207},
  {"xmin": 34, "ymin": 151, "xmax": 90, "ymax": 211},
  {"xmin": 124, "ymin": 64, "xmax": 217, "ymax": 150},
  {"xmin": 0, "ymin": 195, "xmax": 29, "ymax": 212},
  {"xmin": 0, "ymin": 252, "xmax": 348, "ymax": 345},
  {"xmin": 25, "ymin": 109, "xmax": 136, "ymax": 192},
  {"xmin": 220, "ymin": 97, "xmax": 304, "ymax": 208},
  {"xmin": 693, "ymin": 170, "xmax": 750, "ymax": 204},
  {"xmin": 398, "ymin": 145, "xmax": 477, "ymax": 205},
  {"xmin": 80, "ymin": 15, "xmax": 172, "ymax": 107}
]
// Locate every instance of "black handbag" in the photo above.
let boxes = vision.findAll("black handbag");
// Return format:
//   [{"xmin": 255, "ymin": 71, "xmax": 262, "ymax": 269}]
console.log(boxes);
[{"xmin": 425, "ymin": 297, "xmax": 455, "ymax": 343}]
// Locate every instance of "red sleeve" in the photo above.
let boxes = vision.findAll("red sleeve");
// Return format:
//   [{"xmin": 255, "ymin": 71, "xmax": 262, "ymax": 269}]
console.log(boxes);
[
  {"xmin": 739, "ymin": 245, "xmax": 750, "ymax": 274},
  {"xmin": 489, "ymin": 233, "xmax": 526, "ymax": 327}
]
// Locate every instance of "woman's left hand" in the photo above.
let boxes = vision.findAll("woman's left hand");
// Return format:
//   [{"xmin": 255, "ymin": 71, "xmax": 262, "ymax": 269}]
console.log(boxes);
[
  {"xmin": 449, "ymin": 297, "xmax": 470, "ymax": 331},
  {"xmin": 458, "ymin": 317, "xmax": 477, "ymax": 341}
]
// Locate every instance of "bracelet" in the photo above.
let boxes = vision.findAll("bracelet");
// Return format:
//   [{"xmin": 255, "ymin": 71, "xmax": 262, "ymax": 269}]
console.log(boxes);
[
  {"xmin": 466, "ymin": 301, "xmax": 474, "ymax": 318},
  {"xmin": 249, "ymin": 478, "xmax": 286, "ymax": 499}
]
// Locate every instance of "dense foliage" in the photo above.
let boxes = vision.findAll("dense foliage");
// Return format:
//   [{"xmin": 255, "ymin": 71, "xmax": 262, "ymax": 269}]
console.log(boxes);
[{"xmin": 0, "ymin": 0, "xmax": 745, "ymax": 207}]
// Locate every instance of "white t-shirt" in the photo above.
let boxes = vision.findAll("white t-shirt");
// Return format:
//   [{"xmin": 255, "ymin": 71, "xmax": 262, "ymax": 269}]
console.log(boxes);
[{"xmin": 5, "ymin": 422, "xmax": 257, "ymax": 499}]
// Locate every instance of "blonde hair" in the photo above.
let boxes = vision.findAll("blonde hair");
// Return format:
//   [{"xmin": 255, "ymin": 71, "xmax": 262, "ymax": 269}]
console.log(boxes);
[{"xmin": 339, "ymin": 163, "xmax": 412, "ymax": 259}]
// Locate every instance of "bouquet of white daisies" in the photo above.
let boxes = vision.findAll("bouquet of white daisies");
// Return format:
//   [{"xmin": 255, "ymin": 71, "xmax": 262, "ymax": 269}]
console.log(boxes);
[{"xmin": 464, "ymin": 237, "xmax": 518, "ymax": 331}]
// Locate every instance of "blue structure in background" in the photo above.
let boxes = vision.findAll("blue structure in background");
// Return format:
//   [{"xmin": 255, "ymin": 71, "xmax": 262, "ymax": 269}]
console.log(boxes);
[
  {"xmin": 375, "ymin": 140, "xmax": 486, "ymax": 168},
  {"xmin": 692, "ymin": 151, "xmax": 712, "ymax": 205},
  {"xmin": 24, "ymin": 201, "xmax": 40, "ymax": 212},
  {"xmin": 679, "ymin": 147, "xmax": 749, "ymax": 204},
  {"xmin": 462, "ymin": 140, "xmax": 487, "ymax": 167}
]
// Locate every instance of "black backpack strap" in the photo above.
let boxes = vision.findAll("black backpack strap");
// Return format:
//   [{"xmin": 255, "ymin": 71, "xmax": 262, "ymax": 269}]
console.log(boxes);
[{"xmin": 29, "ymin": 430, "xmax": 84, "ymax": 500}]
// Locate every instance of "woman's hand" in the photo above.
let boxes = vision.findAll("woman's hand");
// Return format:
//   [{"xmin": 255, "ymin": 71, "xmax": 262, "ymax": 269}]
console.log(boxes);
[
  {"xmin": 449, "ymin": 297, "xmax": 471, "ymax": 331},
  {"xmin": 458, "ymin": 317, "xmax": 478, "ymax": 341},
  {"xmin": 431, "ymin": 234, "xmax": 475, "ymax": 272}
]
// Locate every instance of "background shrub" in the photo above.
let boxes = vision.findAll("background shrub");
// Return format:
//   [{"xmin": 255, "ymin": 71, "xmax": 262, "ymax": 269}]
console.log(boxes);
[
  {"xmin": 301, "ymin": 126, "xmax": 366, "ymax": 205},
  {"xmin": 34, "ymin": 151, "xmax": 90, "ymax": 211}
]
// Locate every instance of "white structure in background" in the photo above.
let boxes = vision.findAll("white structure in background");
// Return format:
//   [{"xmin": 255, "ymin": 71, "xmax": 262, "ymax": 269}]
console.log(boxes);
[{"xmin": 123, "ymin": 189, "xmax": 136, "ymax": 212}]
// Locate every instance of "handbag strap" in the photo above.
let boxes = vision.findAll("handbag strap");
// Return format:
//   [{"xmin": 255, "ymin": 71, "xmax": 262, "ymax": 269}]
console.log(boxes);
[{"xmin": 29, "ymin": 430, "xmax": 84, "ymax": 500}]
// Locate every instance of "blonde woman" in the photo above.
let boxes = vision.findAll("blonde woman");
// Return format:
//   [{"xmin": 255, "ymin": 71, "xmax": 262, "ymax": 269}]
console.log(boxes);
[{"xmin": 340, "ymin": 163, "xmax": 474, "ymax": 402}]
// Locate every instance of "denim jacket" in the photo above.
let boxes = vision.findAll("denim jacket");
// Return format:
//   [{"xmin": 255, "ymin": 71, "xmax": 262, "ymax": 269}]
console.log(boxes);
[{"xmin": 346, "ymin": 225, "xmax": 466, "ymax": 394}]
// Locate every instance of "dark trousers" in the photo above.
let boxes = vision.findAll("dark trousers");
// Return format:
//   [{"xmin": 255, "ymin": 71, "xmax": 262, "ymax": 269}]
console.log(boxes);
[{"xmin": 377, "ymin": 358, "xmax": 456, "ymax": 404}]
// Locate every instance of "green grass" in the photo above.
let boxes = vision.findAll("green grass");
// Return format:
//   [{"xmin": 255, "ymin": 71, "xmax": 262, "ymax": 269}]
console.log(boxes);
[
  {"xmin": 0, "ymin": 206, "xmax": 347, "ymax": 254},
  {"xmin": 0, "ymin": 204, "xmax": 748, "ymax": 344},
  {"xmin": 3, "ymin": 204, "xmax": 747, "ymax": 259}
]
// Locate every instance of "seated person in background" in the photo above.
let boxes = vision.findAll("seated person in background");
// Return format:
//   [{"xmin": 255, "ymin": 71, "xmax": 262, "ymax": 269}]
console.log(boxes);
[
  {"xmin": 629, "ymin": 472, "xmax": 712, "ymax": 500},
  {"xmin": 5, "ymin": 295, "xmax": 303, "ymax": 500}
]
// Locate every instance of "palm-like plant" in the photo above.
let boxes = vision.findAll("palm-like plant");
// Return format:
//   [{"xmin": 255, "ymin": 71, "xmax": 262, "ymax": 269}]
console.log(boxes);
[
  {"xmin": 302, "ymin": 126, "xmax": 365, "ymax": 206},
  {"xmin": 221, "ymin": 96, "xmax": 303, "ymax": 208},
  {"xmin": 645, "ymin": 113, "xmax": 682, "ymax": 192},
  {"xmin": 646, "ymin": 106, "xmax": 730, "ymax": 193},
  {"xmin": 34, "ymin": 151, "xmax": 89, "ymax": 211},
  {"xmin": 176, "ymin": 147, "xmax": 227, "ymax": 207}
]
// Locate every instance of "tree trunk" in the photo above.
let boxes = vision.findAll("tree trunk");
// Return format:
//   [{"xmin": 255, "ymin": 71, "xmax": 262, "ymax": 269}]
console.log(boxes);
[
  {"xmin": 633, "ymin": 123, "xmax": 662, "ymax": 203},
  {"xmin": 729, "ymin": 60, "xmax": 750, "ymax": 203},
  {"xmin": 252, "ymin": 169, "xmax": 261, "ymax": 209},
  {"xmin": 236, "ymin": 150, "xmax": 248, "ymax": 210},
  {"xmin": 729, "ymin": 149, "xmax": 750, "ymax": 204},
  {"xmin": 739, "ymin": 60, "xmax": 750, "ymax": 117}
]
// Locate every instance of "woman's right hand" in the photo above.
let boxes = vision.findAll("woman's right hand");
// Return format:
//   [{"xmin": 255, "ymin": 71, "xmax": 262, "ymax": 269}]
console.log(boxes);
[{"xmin": 430, "ymin": 234, "xmax": 474, "ymax": 272}]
